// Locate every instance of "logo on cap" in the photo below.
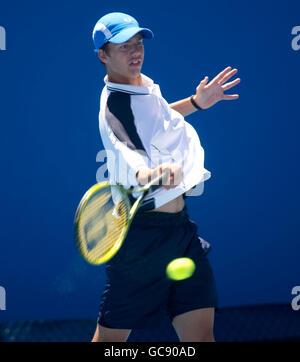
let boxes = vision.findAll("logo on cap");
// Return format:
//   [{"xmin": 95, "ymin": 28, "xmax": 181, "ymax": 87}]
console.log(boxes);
[{"xmin": 93, "ymin": 23, "xmax": 112, "ymax": 40}]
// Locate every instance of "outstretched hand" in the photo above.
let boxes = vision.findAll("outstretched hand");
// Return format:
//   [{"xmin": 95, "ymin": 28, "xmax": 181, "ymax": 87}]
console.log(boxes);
[{"xmin": 194, "ymin": 67, "xmax": 241, "ymax": 109}]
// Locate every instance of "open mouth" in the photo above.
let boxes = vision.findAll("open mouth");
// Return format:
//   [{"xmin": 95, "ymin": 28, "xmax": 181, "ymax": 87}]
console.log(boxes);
[{"xmin": 129, "ymin": 59, "xmax": 142, "ymax": 66}]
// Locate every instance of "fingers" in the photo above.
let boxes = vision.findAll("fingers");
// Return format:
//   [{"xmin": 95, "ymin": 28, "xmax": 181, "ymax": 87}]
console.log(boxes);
[
  {"xmin": 168, "ymin": 164, "xmax": 182, "ymax": 188},
  {"xmin": 222, "ymin": 77, "xmax": 241, "ymax": 91},
  {"xmin": 201, "ymin": 76, "xmax": 209, "ymax": 86},
  {"xmin": 218, "ymin": 68, "xmax": 238, "ymax": 85},
  {"xmin": 212, "ymin": 67, "xmax": 241, "ymax": 88},
  {"xmin": 197, "ymin": 76, "xmax": 209, "ymax": 91},
  {"xmin": 157, "ymin": 163, "xmax": 182, "ymax": 189},
  {"xmin": 222, "ymin": 94, "xmax": 239, "ymax": 100},
  {"xmin": 212, "ymin": 66, "xmax": 232, "ymax": 83},
  {"xmin": 221, "ymin": 76, "xmax": 241, "ymax": 99}
]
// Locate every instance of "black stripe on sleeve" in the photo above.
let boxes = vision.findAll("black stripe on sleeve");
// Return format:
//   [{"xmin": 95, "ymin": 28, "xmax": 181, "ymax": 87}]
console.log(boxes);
[{"xmin": 105, "ymin": 91, "xmax": 146, "ymax": 152}]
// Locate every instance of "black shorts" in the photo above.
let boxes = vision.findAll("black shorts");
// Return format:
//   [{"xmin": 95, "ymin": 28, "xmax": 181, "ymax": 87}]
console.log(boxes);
[{"xmin": 97, "ymin": 207, "xmax": 218, "ymax": 329}]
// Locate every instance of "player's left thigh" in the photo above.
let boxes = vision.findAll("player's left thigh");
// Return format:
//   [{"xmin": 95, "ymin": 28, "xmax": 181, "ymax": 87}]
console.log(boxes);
[{"xmin": 172, "ymin": 307, "xmax": 215, "ymax": 342}]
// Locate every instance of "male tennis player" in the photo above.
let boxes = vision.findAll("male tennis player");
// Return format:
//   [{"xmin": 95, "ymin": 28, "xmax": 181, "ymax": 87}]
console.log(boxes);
[{"xmin": 91, "ymin": 12, "xmax": 240, "ymax": 342}]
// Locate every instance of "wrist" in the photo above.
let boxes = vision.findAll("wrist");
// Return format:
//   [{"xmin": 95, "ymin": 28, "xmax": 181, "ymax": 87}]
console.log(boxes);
[{"xmin": 190, "ymin": 95, "xmax": 203, "ymax": 110}]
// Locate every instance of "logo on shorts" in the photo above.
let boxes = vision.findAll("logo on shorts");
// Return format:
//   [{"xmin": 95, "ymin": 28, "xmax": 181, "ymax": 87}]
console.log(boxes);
[{"xmin": 198, "ymin": 237, "xmax": 211, "ymax": 254}]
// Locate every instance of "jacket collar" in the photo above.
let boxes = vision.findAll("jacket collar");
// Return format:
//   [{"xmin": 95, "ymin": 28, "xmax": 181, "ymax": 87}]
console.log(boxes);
[{"xmin": 104, "ymin": 73, "xmax": 154, "ymax": 95}]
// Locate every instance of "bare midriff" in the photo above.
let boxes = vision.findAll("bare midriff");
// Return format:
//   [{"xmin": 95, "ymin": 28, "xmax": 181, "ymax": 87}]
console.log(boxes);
[{"xmin": 147, "ymin": 194, "xmax": 185, "ymax": 213}]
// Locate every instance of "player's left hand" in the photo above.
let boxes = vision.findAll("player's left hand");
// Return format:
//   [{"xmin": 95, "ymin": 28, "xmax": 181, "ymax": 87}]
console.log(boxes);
[{"xmin": 194, "ymin": 67, "xmax": 240, "ymax": 109}]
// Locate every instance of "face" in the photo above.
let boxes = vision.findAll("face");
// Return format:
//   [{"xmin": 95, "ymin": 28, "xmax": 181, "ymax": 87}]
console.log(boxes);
[{"xmin": 98, "ymin": 33, "xmax": 144, "ymax": 86}]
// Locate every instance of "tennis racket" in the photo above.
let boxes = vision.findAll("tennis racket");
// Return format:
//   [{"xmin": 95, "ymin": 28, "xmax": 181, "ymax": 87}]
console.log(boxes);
[{"xmin": 74, "ymin": 171, "xmax": 168, "ymax": 265}]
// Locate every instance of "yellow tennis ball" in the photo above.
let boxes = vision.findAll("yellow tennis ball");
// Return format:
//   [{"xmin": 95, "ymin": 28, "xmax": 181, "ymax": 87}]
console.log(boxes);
[{"xmin": 166, "ymin": 258, "xmax": 196, "ymax": 281}]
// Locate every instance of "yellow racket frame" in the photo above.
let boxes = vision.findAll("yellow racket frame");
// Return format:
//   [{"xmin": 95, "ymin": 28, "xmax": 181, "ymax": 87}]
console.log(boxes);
[
  {"xmin": 75, "ymin": 171, "xmax": 166, "ymax": 265},
  {"xmin": 74, "ymin": 182, "xmax": 132, "ymax": 265}
]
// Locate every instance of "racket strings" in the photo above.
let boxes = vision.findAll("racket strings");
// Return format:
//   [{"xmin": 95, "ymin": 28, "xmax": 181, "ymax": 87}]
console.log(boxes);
[{"xmin": 77, "ymin": 187, "xmax": 129, "ymax": 261}]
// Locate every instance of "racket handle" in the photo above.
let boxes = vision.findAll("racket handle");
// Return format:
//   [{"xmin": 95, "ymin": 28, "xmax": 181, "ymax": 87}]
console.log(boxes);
[{"xmin": 148, "ymin": 170, "xmax": 169, "ymax": 192}]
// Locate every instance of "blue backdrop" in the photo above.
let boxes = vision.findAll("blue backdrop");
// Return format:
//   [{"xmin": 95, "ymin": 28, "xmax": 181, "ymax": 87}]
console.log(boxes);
[{"xmin": 0, "ymin": 0, "xmax": 299, "ymax": 323}]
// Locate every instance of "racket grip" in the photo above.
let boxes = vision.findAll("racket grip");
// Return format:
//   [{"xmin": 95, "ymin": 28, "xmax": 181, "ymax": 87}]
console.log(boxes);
[{"xmin": 148, "ymin": 170, "xmax": 169, "ymax": 191}]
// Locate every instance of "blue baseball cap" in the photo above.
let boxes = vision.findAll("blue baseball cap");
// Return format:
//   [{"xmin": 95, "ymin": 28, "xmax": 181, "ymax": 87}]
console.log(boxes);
[{"xmin": 92, "ymin": 12, "xmax": 154, "ymax": 51}]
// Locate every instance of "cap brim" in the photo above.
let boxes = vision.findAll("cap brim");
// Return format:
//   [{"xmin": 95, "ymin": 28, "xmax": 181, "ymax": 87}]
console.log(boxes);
[{"xmin": 109, "ymin": 27, "xmax": 154, "ymax": 44}]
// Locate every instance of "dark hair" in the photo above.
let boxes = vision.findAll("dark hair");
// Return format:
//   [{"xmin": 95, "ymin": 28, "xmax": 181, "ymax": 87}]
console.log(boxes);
[{"xmin": 99, "ymin": 42, "xmax": 110, "ymax": 66}]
